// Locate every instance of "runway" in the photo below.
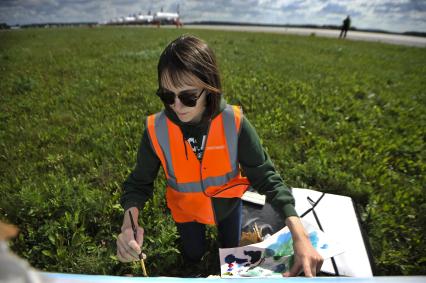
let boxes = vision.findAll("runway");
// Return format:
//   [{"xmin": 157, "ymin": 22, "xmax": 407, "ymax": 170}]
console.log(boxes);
[{"xmin": 180, "ymin": 24, "xmax": 426, "ymax": 48}]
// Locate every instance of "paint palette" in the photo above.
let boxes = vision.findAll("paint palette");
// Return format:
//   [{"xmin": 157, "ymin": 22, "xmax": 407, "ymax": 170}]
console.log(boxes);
[{"xmin": 219, "ymin": 219, "xmax": 344, "ymax": 278}]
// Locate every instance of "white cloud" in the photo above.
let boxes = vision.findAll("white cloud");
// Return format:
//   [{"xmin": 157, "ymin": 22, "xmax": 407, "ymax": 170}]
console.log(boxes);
[{"xmin": 0, "ymin": 0, "xmax": 424, "ymax": 32}]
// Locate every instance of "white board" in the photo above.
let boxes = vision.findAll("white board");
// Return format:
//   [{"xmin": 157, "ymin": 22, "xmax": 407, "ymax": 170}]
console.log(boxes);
[{"xmin": 292, "ymin": 188, "xmax": 373, "ymax": 277}]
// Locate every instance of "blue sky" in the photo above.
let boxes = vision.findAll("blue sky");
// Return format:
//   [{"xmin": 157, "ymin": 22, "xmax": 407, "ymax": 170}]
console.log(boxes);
[{"xmin": 0, "ymin": 0, "xmax": 425, "ymax": 33}]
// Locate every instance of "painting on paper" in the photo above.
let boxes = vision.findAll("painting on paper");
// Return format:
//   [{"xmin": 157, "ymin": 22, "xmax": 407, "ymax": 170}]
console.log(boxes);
[{"xmin": 219, "ymin": 219, "xmax": 344, "ymax": 278}]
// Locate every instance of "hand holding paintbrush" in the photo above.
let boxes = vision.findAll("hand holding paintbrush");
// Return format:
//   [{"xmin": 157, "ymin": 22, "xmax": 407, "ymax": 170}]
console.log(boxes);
[
  {"xmin": 129, "ymin": 210, "xmax": 148, "ymax": 276},
  {"xmin": 116, "ymin": 208, "xmax": 148, "ymax": 276}
]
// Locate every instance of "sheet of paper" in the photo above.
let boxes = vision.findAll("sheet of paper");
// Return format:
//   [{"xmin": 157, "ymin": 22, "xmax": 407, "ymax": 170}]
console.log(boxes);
[{"xmin": 219, "ymin": 219, "xmax": 344, "ymax": 278}]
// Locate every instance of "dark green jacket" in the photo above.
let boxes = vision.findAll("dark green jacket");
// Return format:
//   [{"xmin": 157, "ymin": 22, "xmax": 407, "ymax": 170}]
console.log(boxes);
[{"xmin": 120, "ymin": 98, "xmax": 298, "ymax": 222}]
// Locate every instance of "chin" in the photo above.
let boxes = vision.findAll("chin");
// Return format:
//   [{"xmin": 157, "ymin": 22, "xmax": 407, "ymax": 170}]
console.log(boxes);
[{"xmin": 179, "ymin": 117, "xmax": 192, "ymax": 123}]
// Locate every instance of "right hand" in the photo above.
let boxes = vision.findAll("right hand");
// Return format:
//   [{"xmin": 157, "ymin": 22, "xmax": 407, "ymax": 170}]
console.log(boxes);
[{"xmin": 116, "ymin": 226, "xmax": 146, "ymax": 262}]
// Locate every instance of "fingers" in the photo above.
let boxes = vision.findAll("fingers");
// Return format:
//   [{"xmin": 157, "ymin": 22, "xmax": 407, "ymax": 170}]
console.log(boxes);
[
  {"xmin": 116, "ymin": 230, "xmax": 145, "ymax": 262},
  {"xmin": 304, "ymin": 258, "xmax": 314, "ymax": 277},
  {"xmin": 128, "ymin": 239, "xmax": 142, "ymax": 255},
  {"xmin": 316, "ymin": 256, "xmax": 324, "ymax": 274},
  {"xmin": 116, "ymin": 242, "xmax": 147, "ymax": 262},
  {"xmin": 136, "ymin": 227, "xmax": 144, "ymax": 247},
  {"xmin": 307, "ymin": 254, "xmax": 324, "ymax": 277},
  {"xmin": 283, "ymin": 258, "xmax": 302, "ymax": 277},
  {"xmin": 117, "ymin": 245, "xmax": 129, "ymax": 262},
  {"xmin": 116, "ymin": 236, "xmax": 138, "ymax": 262},
  {"xmin": 283, "ymin": 254, "xmax": 324, "ymax": 277}
]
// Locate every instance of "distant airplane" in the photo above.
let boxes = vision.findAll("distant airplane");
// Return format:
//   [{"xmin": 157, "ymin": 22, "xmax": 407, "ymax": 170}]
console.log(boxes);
[
  {"xmin": 124, "ymin": 15, "xmax": 136, "ymax": 22},
  {"xmin": 152, "ymin": 12, "xmax": 180, "ymax": 25},
  {"xmin": 106, "ymin": 7, "xmax": 181, "ymax": 27},
  {"xmin": 135, "ymin": 12, "xmax": 154, "ymax": 23}
]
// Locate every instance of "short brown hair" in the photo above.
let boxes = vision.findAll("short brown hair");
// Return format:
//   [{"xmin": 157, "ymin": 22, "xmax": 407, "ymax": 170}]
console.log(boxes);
[{"xmin": 157, "ymin": 35, "xmax": 222, "ymax": 119}]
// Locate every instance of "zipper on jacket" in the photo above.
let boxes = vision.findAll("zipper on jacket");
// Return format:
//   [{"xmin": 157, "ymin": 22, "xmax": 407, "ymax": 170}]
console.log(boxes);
[
  {"xmin": 198, "ymin": 119, "xmax": 218, "ymax": 225},
  {"xmin": 182, "ymin": 135, "xmax": 188, "ymax": 160}
]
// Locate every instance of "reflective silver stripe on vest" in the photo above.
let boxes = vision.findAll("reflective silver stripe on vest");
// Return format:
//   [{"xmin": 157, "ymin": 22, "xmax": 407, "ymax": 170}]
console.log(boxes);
[
  {"xmin": 154, "ymin": 111, "xmax": 176, "ymax": 183},
  {"xmin": 222, "ymin": 105, "xmax": 239, "ymax": 170},
  {"xmin": 167, "ymin": 168, "xmax": 240, "ymax": 193},
  {"xmin": 154, "ymin": 105, "xmax": 240, "ymax": 193}
]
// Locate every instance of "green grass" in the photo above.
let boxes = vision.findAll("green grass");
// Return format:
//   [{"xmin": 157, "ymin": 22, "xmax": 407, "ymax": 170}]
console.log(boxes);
[{"xmin": 0, "ymin": 26, "xmax": 425, "ymax": 276}]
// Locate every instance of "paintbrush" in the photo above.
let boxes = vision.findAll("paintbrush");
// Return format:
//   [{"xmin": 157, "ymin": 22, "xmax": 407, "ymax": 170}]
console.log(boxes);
[
  {"xmin": 128, "ymin": 210, "xmax": 148, "ymax": 277},
  {"xmin": 253, "ymin": 222, "xmax": 262, "ymax": 241}
]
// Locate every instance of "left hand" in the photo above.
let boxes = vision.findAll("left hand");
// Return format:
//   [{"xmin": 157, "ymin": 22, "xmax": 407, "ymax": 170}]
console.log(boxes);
[{"xmin": 283, "ymin": 216, "xmax": 324, "ymax": 277}]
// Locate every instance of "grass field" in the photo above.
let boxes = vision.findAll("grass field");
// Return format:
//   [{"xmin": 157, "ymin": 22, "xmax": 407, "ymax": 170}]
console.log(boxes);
[{"xmin": 0, "ymin": 26, "xmax": 425, "ymax": 276}]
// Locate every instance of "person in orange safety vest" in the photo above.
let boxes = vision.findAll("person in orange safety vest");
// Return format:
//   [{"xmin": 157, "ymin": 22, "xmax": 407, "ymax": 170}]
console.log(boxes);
[{"xmin": 116, "ymin": 35, "xmax": 323, "ymax": 277}]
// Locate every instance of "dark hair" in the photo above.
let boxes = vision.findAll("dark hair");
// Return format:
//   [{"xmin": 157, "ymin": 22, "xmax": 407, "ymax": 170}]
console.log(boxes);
[{"xmin": 157, "ymin": 35, "xmax": 222, "ymax": 120}]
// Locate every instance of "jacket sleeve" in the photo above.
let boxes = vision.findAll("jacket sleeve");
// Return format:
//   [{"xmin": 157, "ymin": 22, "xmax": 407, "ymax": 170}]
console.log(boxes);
[
  {"xmin": 238, "ymin": 116, "xmax": 298, "ymax": 219},
  {"xmin": 120, "ymin": 129, "xmax": 161, "ymax": 211}
]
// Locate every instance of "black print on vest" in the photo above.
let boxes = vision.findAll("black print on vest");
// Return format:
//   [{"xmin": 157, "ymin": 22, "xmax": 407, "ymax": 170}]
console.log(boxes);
[{"xmin": 187, "ymin": 135, "xmax": 206, "ymax": 160}]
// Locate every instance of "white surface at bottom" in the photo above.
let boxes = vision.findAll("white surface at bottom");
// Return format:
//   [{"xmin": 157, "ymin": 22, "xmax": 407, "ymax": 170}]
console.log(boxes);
[{"xmin": 41, "ymin": 273, "xmax": 426, "ymax": 283}]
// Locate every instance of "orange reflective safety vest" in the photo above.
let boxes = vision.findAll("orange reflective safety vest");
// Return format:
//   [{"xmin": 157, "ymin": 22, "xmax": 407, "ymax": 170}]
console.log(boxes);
[{"xmin": 146, "ymin": 104, "xmax": 250, "ymax": 224}]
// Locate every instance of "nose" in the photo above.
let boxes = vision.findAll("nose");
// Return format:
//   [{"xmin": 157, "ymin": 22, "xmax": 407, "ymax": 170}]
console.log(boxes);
[{"xmin": 172, "ymin": 95, "xmax": 185, "ymax": 110}]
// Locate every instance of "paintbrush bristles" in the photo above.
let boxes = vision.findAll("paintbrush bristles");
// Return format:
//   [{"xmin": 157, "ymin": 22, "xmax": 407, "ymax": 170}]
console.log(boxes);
[{"xmin": 239, "ymin": 223, "xmax": 263, "ymax": 246}]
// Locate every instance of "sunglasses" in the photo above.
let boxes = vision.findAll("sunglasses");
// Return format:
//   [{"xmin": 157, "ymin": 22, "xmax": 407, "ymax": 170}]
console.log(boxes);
[{"xmin": 156, "ymin": 88, "xmax": 204, "ymax": 107}]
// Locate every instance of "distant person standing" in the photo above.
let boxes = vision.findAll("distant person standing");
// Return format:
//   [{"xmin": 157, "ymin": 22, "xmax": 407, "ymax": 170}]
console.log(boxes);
[{"xmin": 339, "ymin": 16, "xmax": 351, "ymax": 39}]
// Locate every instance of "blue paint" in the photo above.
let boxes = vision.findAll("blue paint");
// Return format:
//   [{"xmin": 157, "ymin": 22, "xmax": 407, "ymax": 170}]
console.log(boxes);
[
  {"xmin": 273, "ymin": 263, "xmax": 286, "ymax": 273},
  {"xmin": 265, "ymin": 231, "xmax": 292, "ymax": 252},
  {"xmin": 321, "ymin": 243, "xmax": 329, "ymax": 249},
  {"xmin": 265, "ymin": 231, "xmax": 294, "ymax": 259},
  {"xmin": 264, "ymin": 248, "xmax": 275, "ymax": 257}
]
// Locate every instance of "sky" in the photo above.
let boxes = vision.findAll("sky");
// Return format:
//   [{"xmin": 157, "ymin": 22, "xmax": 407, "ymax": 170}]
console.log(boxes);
[{"xmin": 0, "ymin": 0, "xmax": 425, "ymax": 33}]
